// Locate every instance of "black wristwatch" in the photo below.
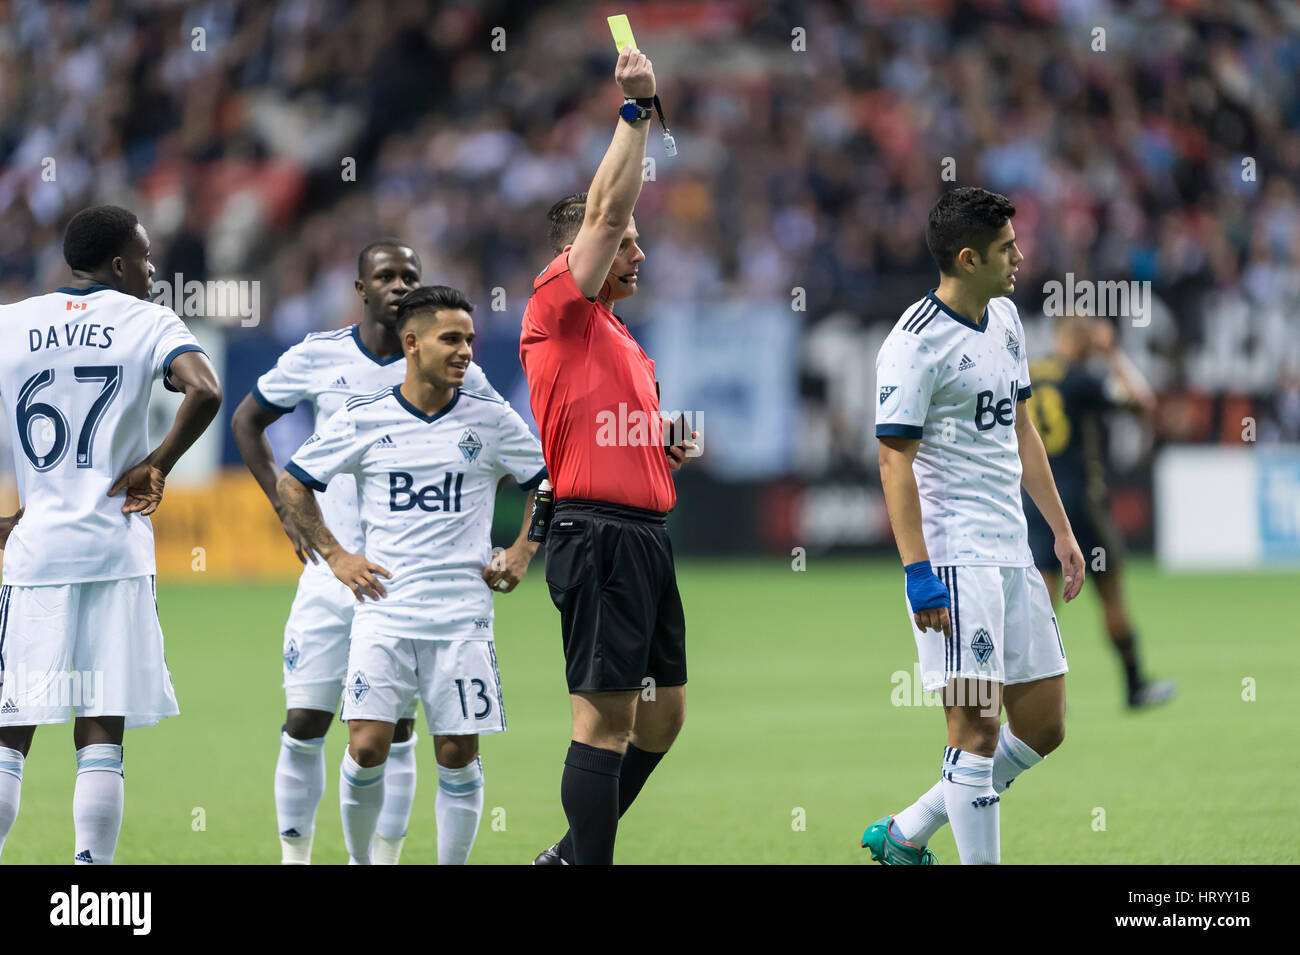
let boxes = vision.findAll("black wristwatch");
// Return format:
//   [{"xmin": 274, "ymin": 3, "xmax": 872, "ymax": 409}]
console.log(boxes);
[{"xmin": 619, "ymin": 97, "xmax": 654, "ymax": 124}]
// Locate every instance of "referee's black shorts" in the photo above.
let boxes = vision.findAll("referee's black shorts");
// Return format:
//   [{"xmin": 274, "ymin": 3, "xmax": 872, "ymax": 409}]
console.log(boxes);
[
  {"xmin": 1027, "ymin": 490, "xmax": 1123, "ymax": 578},
  {"xmin": 543, "ymin": 498, "xmax": 687, "ymax": 694}
]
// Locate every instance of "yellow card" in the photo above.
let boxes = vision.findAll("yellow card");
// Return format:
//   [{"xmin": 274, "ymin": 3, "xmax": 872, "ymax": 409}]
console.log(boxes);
[{"xmin": 608, "ymin": 14, "xmax": 637, "ymax": 53}]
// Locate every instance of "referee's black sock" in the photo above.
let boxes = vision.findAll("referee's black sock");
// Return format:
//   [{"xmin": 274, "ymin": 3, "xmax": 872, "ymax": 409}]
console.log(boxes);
[
  {"xmin": 1112, "ymin": 630, "xmax": 1143, "ymax": 700},
  {"xmin": 561, "ymin": 741, "xmax": 623, "ymax": 865},
  {"xmin": 557, "ymin": 743, "xmax": 665, "ymax": 863}
]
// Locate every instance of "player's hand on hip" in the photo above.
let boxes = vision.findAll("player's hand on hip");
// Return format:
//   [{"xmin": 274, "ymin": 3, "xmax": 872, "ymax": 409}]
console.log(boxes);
[
  {"xmin": 615, "ymin": 45, "xmax": 656, "ymax": 99},
  {"xmin": 0, "ymin": 507, "xmax": 22, "ymax": 549},
  {"xmin": 666, "ymin": 431, "xmax": 699, "ymax": 471},
  {"xmin": 904, "ymin": 560, "xmax": 952, "ymax": 638},
  {"xmin": 482, "ymin": 544, "xmax": 531, "ymax": 594},
  {"xmin": 109, "ymin": 459, "xmax": 166, "ymax": 516},
  {"xmin": 328, "ymin": 551, "xmax": 392, "ymax": 601},
  {"xmin": 1056, "ymin": 534, "xmax": 1086, "ymax": 602},
  {"xmin": 276, "ymin": 506, "xmax": 319, "ymax": 565}
]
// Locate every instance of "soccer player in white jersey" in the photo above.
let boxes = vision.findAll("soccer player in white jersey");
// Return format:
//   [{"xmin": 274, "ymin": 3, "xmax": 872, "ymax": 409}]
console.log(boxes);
[
  {"xmin": 276, "ymin": 285, "xmax": 545, "ymax": 865},
  {"xmin": 0, "ymin": 205, "xmax": 222, "ymax": 863},
  {"xmin": 863, "ymin": 188, "xmax": 1085, "ymax": 865},
  {"xmin": 231, "ymin": 240, "xmax": 504, "ymax": 865}
]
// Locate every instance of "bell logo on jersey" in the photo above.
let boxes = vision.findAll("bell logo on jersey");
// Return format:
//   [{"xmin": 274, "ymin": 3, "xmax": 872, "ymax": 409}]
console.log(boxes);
[
  {"xmin": 974, "ymin": 380, "xmax": 1018, "ymax": 431},
  {"xmin": 389, "ymin": 470, "xmax": 465, "ymax": 512}
]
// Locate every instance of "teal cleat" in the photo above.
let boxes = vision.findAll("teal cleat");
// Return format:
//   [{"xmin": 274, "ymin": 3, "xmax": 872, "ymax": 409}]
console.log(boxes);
[{"xmin": 861, "ymin": 815, "xmax": 939, "ymax": 865}]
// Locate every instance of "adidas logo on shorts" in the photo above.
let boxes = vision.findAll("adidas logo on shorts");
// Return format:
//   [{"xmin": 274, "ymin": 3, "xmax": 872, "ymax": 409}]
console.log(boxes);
[
  {"xmin": 958, "ymin": 354, "xmax": 975, "ymax": 371},
  {"xmin": 0, "ymin": 699, "xmax": 17, "ymax": 714}
]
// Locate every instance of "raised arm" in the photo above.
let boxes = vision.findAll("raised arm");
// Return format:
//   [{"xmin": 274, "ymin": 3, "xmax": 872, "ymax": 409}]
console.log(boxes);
[
  {"xmin": 109, "ymin": 350, "xmax": 222, "ymax": 515},
  {"xmin": 232, "ymin": 392, "xmax": 317, "ymax": 563},
  {"xmin": 567, "ymin": 47, "xmax": 656, "ymax": 298},
  {"xmin": 1015, "ymin": 403, "xmax": 1084, "ymax": 601},
  {"xmin": 879, "ymin": 435, "xmax": 951, "ymax": 637}
]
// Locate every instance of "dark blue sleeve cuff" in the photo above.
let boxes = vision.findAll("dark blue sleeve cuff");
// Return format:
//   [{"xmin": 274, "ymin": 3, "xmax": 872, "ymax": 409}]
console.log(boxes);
[
  {"xmin": 519, "ymin": 466, "xmax": 548, "ymax": 491},
  {"xmin": 876, "ymin": 423, "xmax": 924, "ymax": 439},
  {"xmin": 1017, "ymin": 385, "xmax": 1032, "ymax": 401},
  {"xmin": 253, "ymin": 383, "xmax": 297, "ymax": 414},
  {"xmin": 285, "ymin": 461, "xmax": 328, "ymax": 492},
  {"xmin": 162, "ymin": 344, "xmax": 206, "ymax": 393}
]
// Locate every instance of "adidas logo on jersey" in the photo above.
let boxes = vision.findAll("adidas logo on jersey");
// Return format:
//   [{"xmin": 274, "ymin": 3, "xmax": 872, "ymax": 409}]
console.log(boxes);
[
  {"xmin": 375, "ymin": 434, "xmax": 395, "ymax": 447},
  {"xmin": 958, "ymin": 354, "xmax": 975, "ymax": 371},
  {"xmin": 0, "ymin": 699, "xmax": 16, "ymax": 714},
  {"xmin": 331, "ymin": 375, "xmax": 348, "ymax": 387}
]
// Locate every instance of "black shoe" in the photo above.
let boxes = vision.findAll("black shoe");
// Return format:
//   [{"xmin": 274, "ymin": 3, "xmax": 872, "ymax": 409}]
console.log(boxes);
[
  {"xmin": 532, "ymin": 843, "xmax": 569, "ymax": 865},
  {"xmin": 1128, "ymin": 679, "xmax": 1177, "ymax": 710}
]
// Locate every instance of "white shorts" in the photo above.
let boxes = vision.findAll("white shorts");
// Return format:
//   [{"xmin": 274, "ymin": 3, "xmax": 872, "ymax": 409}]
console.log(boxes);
[
  {"xmin": 0, "ymin": 578, "xmax": 179, "ymax": 728},
  {"xmin": 341, "ymin": 622, "xmax": 506, "ymax": 737},
  {"xmin": 908, "ymin": 564, "xmax": 1068, "ymax": 692},
  {"xmin": 281, "ymin": 567, "xmax": 417, "ymax": 719}
]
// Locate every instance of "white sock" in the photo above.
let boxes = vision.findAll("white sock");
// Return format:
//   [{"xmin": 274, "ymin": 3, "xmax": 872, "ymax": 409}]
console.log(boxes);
[
  {"xmin": 339, "ymin": 750, "xmax": 385, "ymax": 865},
  {"xmin": 73, "ymin": 744, "xmax": 124, "ymax": 865},
  {"xmin": 941, "ymin": 746, "xmax": 999, "ymax": 864},
  {"xmin": 275, "ymin": 732, "xmax": 326, "ymax": 864},
  {"xmin": 894, "ymin": 725, "xmax": 1045, "ymax": 846},
  {"xmin": 374, "ymin": 735, "xmax": 418, "ymax": 865},
  {"xmin": 992, "ymin": 723, "xmax": 1043, "ymax": 791},
  {"xmin": 0, "ymin": 747, "xmax": 24, "ymax": 856},
  {"xmin": 435, "ymin": 756, "xmax": 484, "ymax": 865}
]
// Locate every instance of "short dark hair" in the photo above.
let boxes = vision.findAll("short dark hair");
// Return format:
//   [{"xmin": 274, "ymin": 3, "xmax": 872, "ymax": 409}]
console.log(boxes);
[
  {"xmin": 925, "ymin": 187, "xmax": 1016, "ymax": 275},
  {"xmin": 358, "ymin": 237, "xmax": 421, "ymax": 278},
  {"xmin": 547, "ymin": 193, "xmax": 587, "ymax": 253},
  {"xmin": 395, "ymin": 285, "xmax": 474, "ymax": 332},
  {"xmin": 63, "ymin": 205, "xmax": 140, "ymax": 272}
]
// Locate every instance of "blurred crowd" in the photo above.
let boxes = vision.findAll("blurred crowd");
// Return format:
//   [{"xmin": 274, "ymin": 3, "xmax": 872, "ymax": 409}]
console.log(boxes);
[{"xmin": 3, "ymin": 0, "xmax": 1300, "ymax": 466}]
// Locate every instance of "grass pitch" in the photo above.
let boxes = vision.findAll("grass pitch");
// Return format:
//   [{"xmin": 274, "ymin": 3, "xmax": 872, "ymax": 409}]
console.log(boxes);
[{"xmin": 4, "ymin": 557, "xmax": 1294, "ymax": 864}]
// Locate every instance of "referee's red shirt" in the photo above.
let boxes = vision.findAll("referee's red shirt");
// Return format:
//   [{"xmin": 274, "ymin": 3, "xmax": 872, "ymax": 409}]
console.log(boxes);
[{"xmin": 519, "ymin": 252, "xmax": 676, "ymax": 512}]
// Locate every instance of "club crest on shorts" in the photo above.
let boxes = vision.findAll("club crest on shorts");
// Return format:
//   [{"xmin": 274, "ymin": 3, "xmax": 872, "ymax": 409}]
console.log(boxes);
[
  {"xmin": 284, "ymin": 639, "xmax": 300, "ymax": 671},
  {"xmin": 347, "ymin": 671, "xmax": 370, "ymax": 704},
  {"xmin": 971, "ymin": 627, "xmax": 995, "ymax": 664},
  {"xmin": 458, "ymin": 428, "xmax": 483, "ymax": 462},
  {"xmin": 1005, "ymin": 328, "xmax": 1020, "ymax": 361}
]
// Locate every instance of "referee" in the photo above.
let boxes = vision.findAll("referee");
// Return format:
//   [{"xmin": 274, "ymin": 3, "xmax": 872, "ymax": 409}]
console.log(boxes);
[{"xmin": 520, "ymin": 46, "xmax": 697, "ymax": 865}]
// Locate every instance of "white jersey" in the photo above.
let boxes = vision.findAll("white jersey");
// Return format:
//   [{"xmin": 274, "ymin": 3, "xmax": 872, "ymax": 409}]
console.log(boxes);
[
  {"xmin": 254, "ymin": 324, "xmax": 501, "ymax": 569},
  {"xmin": 875, "ymin": 291, "xmax": 1033, "ymax": 566},
  {"xmin": 0, "ymin": 285, "xmax": 204, "ymax": 584},
  {"xmin": 286, "ymin": 385, "xmax": 546, "ymax": 640}
]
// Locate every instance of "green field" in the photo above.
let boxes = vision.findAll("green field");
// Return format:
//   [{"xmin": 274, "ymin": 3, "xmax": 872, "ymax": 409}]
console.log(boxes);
[{"xmin": 3, "ymin": 557, "xmax": 1295, "ymax": 864}]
